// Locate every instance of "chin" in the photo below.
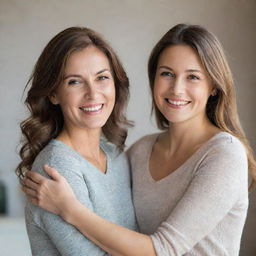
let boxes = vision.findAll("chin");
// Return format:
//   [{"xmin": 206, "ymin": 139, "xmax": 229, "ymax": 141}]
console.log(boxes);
[
  {"xmin": 83, "ymin": 120, "xmax": 108, "ymax": 130},
  {"xmin": 163, "ymin": 114, "xmax": 183, "ymax": 123},
  {"xmin": 164, "ymin": 115, "xmax": 190, "ymax": 125}
]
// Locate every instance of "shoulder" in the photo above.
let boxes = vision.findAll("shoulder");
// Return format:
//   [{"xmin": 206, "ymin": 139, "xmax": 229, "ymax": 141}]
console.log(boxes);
[
  {"xmin": 205, "ymin": 132, "xmax": 247, "ymax": 159},
  {"xmin": 35, "ymin": 139, "xmax": 82, "ymax": 160},
  {"xmin": 197, "ymin": 132, "xmax": 248, "ymax": 178},
  {"xmin": 32, "ymin": 140, "xmax": 83, "ymax": 177}
]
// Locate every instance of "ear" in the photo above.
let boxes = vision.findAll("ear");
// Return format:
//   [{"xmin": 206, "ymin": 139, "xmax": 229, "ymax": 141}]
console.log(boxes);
[
  {"xmin": 211, "ymin": 89, "xmax": 217, "ymax": 96},
  {"xmin": 48, "ymin": 93, "xmax": 59, "ymax": 105}
]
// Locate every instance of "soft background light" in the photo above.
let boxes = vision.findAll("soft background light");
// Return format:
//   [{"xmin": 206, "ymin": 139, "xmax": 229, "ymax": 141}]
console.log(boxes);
[{"xmin": 0, "ymin": 0, "xmax": 255, "ymax": 255}]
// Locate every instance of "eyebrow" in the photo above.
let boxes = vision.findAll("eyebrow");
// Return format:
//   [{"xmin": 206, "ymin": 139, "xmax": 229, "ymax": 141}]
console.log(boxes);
[
  {"xmin": 186, "ymin": 69, "xmax": 203, "ymax": 73},
  {"xmin": 64, "ymin": 74, "xmax": 81, "ymax": 80},
  {"xmin": 96, "ymin": 68, "xmax": 110, "ymax": 75},
  {"xmin": 158, "ymin": 65, "xmax": 203, "ymax": 74},
  {"xmin": 64, "ymin": 69, "xmax": 111, "ymax": 80}
]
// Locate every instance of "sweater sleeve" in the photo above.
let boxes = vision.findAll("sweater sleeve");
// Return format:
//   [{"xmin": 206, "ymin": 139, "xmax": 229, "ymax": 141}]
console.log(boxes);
[
  {"xmin": 25, "ymin": 206, "xmax": 61, "ymax": 256},
  {"xmin": 150, "ymin": 138, "xmax": 248, "ymax": 255},
  {"xmin": 26, "ymin": 153, "xmax": 107, "ymax": 256}
]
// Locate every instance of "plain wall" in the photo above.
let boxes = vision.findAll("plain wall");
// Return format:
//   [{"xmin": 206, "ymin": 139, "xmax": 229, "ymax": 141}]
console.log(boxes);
[{"xmin": 0, "ymin": 0, "xmax": 255, "ymax": 255}]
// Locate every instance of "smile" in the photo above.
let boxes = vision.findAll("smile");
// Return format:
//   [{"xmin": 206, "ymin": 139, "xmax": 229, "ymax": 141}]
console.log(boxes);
[
  {"xmin": 79, "ymin": 104, "xmax": 104, "ymax": 112},
  {"xmin": 165, "ymin": 99, "xmax": 191, "ymax": 107}
]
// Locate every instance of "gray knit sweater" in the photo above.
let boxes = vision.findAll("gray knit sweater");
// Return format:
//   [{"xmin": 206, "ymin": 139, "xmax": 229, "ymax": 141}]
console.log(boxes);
[
  {"xmin": 128, "ymin": 132, "xmax": 248, "ymax": 256},
  {"xmin": 25, "ymin": 139, "xmax": 137, "ymax": 256}
]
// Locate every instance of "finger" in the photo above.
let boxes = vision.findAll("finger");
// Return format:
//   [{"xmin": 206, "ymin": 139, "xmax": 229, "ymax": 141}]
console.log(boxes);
[
  {"xmin": 22, "ymin": 186, "xmax": 38, "ymax": 198},
  {"xmin": 25, "ymin": 171, "xmax": 46, "ymax": 184},
  {"xmin": 44, "ymin": 165, "xmax": 62, "ymax": 181},
  {"xmin": 22, "ymin": 177, "xmax": 39, "ymax": 190}
]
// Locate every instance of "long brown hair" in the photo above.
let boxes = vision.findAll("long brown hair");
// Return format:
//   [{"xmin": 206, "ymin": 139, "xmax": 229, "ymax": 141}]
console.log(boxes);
[
  {"xmin": 16, "ymin": 27, "xmax": 131, "ymax": 180},
  {"xmin": 148, "ymin": 24, "xmax": 256, "ymax": 190}
]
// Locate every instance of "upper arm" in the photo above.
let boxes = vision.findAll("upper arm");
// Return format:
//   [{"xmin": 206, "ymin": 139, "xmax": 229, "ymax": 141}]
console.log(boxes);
[
  {"xmin": 25, "ymin": 206, "xmax": 61, "ymax": 256},
  {"xmin": 151, "ymin": 142, "xmax": 248, "ymax": 255},
  {"xmin": 39, "ymin": 210, "xmax": 105, "ymax": 256},
  {"xmin": 30, "ymin": 154, "xmax": 107, "ymax": 256}
]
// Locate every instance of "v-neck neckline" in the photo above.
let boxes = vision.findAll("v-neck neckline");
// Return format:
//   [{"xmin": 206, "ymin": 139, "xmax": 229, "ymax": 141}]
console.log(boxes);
[
  {"xmin": 146, "ymin": 131, "xmax": 227, "ymax": 184},
  {"xmin": 51, "ymin": 138, "xmax": 111, "ymax": 175}
]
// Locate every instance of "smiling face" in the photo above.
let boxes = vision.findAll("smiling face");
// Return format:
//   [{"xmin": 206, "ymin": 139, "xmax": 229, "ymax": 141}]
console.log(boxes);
[
  {"xmin": 50, "ymin": 46, "xmax": 115, "ymax": 133},
  {"xmin": 153, "ymin": 44, "xmax": 214, "ymax": 126}
]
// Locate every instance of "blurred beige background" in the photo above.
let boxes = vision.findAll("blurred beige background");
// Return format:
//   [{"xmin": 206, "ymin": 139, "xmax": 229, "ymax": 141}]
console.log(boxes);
[{"xmin": 0, "ymin": 0, "xmax": 255, "ymax": 255}]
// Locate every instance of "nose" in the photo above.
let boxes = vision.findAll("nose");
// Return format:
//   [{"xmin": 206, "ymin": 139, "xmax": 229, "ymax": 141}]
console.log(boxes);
[
  {"xmin": 171, "ymin": 76, "xmax": 185, "ymax": 95},
  {"xmin": 84, "ymin": 81, "xmax": 98, "ymax": 100}
]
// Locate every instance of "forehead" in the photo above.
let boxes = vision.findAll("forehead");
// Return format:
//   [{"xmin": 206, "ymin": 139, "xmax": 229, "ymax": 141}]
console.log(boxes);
[
  {"xmin": 65, "ymin": 46, "xmax": 111, "ymax": 72},
  {"xmin": 158, "ymin": 44, "xmax": 204, "ymax": 70}
]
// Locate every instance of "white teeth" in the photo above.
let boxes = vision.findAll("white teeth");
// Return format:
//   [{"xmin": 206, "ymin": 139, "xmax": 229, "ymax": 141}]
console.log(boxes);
[
  {"xmin": 167, "ymin": 99, "xmax": 189, "ymax": 106},
  {"xmin": 80, "ymin": 104, "xmax": 103, "ymax": 112}
]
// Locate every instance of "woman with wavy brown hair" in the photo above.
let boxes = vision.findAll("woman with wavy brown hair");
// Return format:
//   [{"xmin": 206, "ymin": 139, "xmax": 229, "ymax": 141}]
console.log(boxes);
[
  {"xmin": 17, "ymin": 27, "xmax": 137, "ymax": 255},
  {"xmin": 22, "ymin": 24, "xmax": 256, "ymax": 256}
]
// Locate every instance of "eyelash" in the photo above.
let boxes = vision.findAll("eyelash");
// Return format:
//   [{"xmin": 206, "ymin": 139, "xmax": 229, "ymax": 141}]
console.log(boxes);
[
  {"xmin": 98, "ymin": 76, "xmax": 109, "ymax": 81},
  {"xmin": 68, "ymin": 79, "xmax": 81, "ymax": 85},
  {"xmin": 67, "ymin": 75, "xmax": 110, "ymax": 85},
  {"xmin": 160, "ymin": 71, "xmax": 174, "ymax": 77},
  {"xmin": 160, "ymin": 72, "xmax": 200, "ymax": 81},
  {"xmin": 188, "ymin": 74, "xmax": 200, "ymax": 80}
]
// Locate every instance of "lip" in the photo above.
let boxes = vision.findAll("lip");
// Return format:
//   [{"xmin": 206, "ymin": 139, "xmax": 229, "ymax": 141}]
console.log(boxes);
[
  {"xmin": 167, "ymin": 97, "xmax": 190, "ymax": 102},
  {"xmin": 165, "ymin": 98, "xmax": 191, "ymax": 109},
  {"xmin": 80, "ymin": 103, "xmax": 104, "ymax": 108},
  {"xmin": 79, "ymin": 103, "xmax": 104, "ymax": 115}
]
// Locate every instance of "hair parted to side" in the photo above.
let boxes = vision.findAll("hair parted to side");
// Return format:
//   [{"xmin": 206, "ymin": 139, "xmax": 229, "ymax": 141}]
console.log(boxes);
[
  {"xmin": 16, "ymin": 27, "xmax": 131, "ymax": 180},
  {"xmin": 148, "ymin": 24, "xmax": 256, "ymax": 190}
]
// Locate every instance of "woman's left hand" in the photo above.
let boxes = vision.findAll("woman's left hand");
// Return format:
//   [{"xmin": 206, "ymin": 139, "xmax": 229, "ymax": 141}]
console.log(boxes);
[{"xmin": 22, "ymin": 165, "xmax": 77, "ymax": 216}]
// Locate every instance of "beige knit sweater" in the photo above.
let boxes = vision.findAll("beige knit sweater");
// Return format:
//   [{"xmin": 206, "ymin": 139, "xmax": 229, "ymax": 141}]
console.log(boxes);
[{"xmin": 128, "ymin": 132, "xmax": 248, "ymax": 256}]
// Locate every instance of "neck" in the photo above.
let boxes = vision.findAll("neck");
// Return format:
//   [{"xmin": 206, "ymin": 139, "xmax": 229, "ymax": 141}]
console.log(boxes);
[
  {"xmin": 162, "ymin": 115, "xmax": 220, "ymax": 155},
  {"xmin": 57, "ymin": 126, "xmax": 102, "ymax": 160}
]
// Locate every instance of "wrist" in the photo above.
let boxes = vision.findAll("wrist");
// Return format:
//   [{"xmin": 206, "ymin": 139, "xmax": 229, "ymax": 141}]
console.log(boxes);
[{"xmin": 60, "ymin": 198, "xmax": 82, "ymax": 223}]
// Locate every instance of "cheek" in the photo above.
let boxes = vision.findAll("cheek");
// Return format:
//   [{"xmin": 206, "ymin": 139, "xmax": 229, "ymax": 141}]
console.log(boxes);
[
  {"xmin": 201, "ymin": 89, "xmax": 213, "ymax": 104},
  {"xmin": 153, "ymin": 77, "xmax": 160, "ymax": 94},
  {"xmin": 105, "ymin": 83, "xmax": 116, "ymax": 101},
  {"xmin": 153, "ymin": 78, "xmax": 160, "ymax": 94},
  {"xmin": 153, "ymin": 81, "xmax": 166, "ymax": 104},
  {"xmin": 59, "ymin": 91, "xmax": 81, "ymax": 108},
  {"xmin": 190, "ymin": 86, "xmax": 211, "ymax": 103}
]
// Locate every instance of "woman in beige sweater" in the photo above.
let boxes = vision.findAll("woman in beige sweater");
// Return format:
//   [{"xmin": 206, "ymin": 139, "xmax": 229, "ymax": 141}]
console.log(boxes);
[{"xmin": 22, "ymin": 24, "xmax": 256, "ymax": 256}]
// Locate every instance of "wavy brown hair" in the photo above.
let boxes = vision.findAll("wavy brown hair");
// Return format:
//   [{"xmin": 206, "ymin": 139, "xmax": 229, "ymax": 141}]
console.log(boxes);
[
  {"xmin": 16, "ymin": 27, "xmax": 131, "ymax": 180},
  {"xmin": 148, "ymin": 24, "xmax": 256, "ymax": 190}
]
